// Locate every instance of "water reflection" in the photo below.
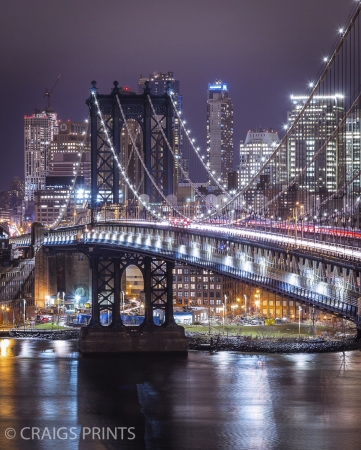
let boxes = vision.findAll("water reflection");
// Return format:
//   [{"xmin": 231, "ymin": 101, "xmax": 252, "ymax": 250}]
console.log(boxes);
[
  {"xmin": 0, "ymin": 341, "xmax": 361, "ymax": 449},
  {"xmin": 0, "ymin": 340, "xmax": 79, "ymax": 450},
  {"xmin": 0, "ymin": 339, "xmax": 10, "ymax": 357}
]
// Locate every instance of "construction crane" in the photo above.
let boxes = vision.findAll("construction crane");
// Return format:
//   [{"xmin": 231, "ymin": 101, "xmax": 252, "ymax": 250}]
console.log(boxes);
[{"xmin": 44, "ymin": 74, "xmax": 61, "ymax": 108}]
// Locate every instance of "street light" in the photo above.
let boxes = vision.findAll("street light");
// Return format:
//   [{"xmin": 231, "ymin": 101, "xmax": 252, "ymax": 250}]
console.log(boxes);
[
  {"xmin": 23, "ymin": 299, "xmax": 26, "ymax": 330},
  {"xmin": 312, "ymin": 307, "xmax": 315, "ymax": 336},
  {"xmin": 121, "ymin": 291, "xmax": 125, "ymax": 315},
  {"xmin": 231, "ymin": 304, "xmax": 238, "ymax": 320},
  {"xmin": 294, "ymin": 202, "xmax": 299, "ymax": 240},
  {"xmin": 57, "ymin": 293, "xmax": 61, "ymax": 324},
  {"xmin": 298, "ymin": 306, "xmax": 302, "ymax": 338},
  {"xmin": 223, "ymin": 294, "xmax": 227, "ymax": 325},
  {"xmin": 254, "ymin": 290, "xmax": 260, "ymax": 315}
]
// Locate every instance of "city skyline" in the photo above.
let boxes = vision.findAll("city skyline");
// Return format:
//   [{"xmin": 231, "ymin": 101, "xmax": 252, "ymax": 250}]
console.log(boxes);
[
  {"xmin": 1, "ymin": 3, "xmax": 361, "ymax": 444},
  {"xmin": 0, "ymin": 0, "xmax": 349, "ymax": 189}
]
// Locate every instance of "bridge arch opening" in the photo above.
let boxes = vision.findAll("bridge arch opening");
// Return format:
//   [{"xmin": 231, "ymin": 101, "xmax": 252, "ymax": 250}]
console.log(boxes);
[{"xmin": 120, "ymin": 265, "xmax": 145, "ymax": 326}]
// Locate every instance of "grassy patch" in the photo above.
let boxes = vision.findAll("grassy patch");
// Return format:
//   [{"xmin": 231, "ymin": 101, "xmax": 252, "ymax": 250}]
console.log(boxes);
[
  {"xmin": 34, "ymin": 323, "xmax": 72, "ymax": 330},
  {"xmin": 183, "ymin": 323, "xmax": 340, "ymax": 338}
]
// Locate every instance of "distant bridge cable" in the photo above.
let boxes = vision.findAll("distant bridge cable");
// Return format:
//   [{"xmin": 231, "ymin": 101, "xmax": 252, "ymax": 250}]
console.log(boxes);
[
  {"xmin": 169, "ymin": 95, "xmax": 231, "ymax": 198},
  {"xmin": 260, "ymin": 89, "xmax": 361, "ymax": 217},
  {"xmin": 48, "ymin": 116, "xmax": 90, "ymax": 229},
  {"xmin": 199, "ymin": 3, "xmax": 361, "ymax": 222},
  {"xmin": 318, "ymin": 160, "xmax": 361, "ymax": 212}
]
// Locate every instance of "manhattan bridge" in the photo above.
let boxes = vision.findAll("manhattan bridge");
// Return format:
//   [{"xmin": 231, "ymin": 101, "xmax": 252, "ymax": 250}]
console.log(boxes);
[{"xmin": 7, "ymin": 3, "xmax": 361, "ymax": 352}]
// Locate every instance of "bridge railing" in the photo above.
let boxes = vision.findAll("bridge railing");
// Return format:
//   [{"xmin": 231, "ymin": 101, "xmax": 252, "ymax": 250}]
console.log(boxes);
[{"xmin": 18, "ymin": 221, "xmax": 361, "ymax": 271}]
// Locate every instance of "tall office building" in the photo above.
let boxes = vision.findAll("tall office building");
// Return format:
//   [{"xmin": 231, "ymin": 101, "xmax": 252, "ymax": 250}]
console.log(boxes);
[
  {"xmin": 138, "ymin": 72, "xmax": 185, "ymax": 183},
  {"xmin": 24, "ymin": 108, "xmax": 58, "ymax": 201},
  {"xmin": 34, "ymin": 119, "xmax": 90, "ymax": 226},
  {"xmin": 33, "ymin": 185, "xmax": 85, "ymax": 227},
  {"xmin": 138, "ymin": 72, "xmax": 180, "ymax": 96},
  {"xmin": 239, "ymin": 128, "xmax": 286, "ymax": 215},
  {"xmin": 239, "ymin": 129, "xmax": 282, "ymax": 188},
  {"xmin": 49, "ymin": 120, "xmax": 90, "ymax": 185},
  {"xmin": 339, "ymin": 110, "xmax": 361, "ymax": 222},
  {"xmin": 287, "ymin": 95, "xmax": 345, "ymax": 201},
  {"xmin": 206, "ymin": 80, "xmax": 234, "ymax": 189},
  {"xmin": 345, "ymin": 110, "xmax": 361, "ymax": 193}
]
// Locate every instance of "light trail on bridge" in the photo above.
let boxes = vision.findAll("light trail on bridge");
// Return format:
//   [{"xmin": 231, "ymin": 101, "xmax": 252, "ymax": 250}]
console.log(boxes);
[{"xmin": 189, "ymin": 222, "xmax": 361, "ymax": 261}]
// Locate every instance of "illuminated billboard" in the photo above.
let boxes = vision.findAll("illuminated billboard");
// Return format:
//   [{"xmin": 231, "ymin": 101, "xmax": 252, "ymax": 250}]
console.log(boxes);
[{"xmin": 208, "ymin": 83, "xmax": 228, "ymax": 91}]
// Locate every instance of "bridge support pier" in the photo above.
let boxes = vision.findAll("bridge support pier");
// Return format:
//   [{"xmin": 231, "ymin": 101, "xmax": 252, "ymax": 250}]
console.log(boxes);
[
  {"xmin": 78, "ymin": 324, "xmax": 187, "ymax": 354},
  {"xmin": 79, "ymin": 251, "xmax": 187, "ymax": 354}
]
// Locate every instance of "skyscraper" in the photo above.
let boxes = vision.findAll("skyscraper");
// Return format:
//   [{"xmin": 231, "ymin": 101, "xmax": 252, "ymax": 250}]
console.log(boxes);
[
  {"xmin": 33, "ymin": 119, "xmax": 90, "ymax": 227},
  {"xmin": 341, "ymin": 110, "xmax": 361, "ymax": 221},
  {"xmin": 206, "ymin": 80, "xmax": 234, "ymax": 189},
  {"xmin": 24, "ymin": 108, "xmax": 58, "ymax": 201},
  {"xmin": 287, "ymin": 95, "xmax": 345, "ymax": 199},
  {"xmin": 239, "ymin": 128, "xmax": 286, "ymax": 216},
  {"xmin": 345, "ymin": 110, "xmax": 361, "ymax": 194},
  {"xmin": 49, "ymin": 120, "xmax": 90, "ymax": 185},
  {"xmin": 239, "ymin": 128, "xmax": 281, "ymax": 188},
  {"xmin": 138, "ymin": 72, "xmax": 180, "ymax": 96}
]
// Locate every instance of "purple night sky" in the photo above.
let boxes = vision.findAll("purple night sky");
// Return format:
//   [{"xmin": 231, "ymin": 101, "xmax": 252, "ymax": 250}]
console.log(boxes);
[{"xmin": 0, "ymin": 0, "xmax": 350, "ymax": 189}]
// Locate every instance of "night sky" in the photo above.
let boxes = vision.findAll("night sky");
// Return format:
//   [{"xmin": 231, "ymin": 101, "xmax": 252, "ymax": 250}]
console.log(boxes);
[{"xmin": 0, "ymin": 0, "xmax": 351, "ymax": 189}]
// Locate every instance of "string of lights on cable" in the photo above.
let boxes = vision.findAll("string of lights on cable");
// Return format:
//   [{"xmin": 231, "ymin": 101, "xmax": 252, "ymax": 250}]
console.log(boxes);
[
  {"xmin": 169, "ymin": 94, "xmax": 231, "ymax": 198},
  {"xmin": 197, "ymin": 6, "xmax": 361, "ymax": 225}
]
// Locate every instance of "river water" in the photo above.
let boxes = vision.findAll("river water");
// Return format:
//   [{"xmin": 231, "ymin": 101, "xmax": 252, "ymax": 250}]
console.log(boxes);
[{"xmin": 0, "ymin": 339, "xmax": 361, "ymax": 450}]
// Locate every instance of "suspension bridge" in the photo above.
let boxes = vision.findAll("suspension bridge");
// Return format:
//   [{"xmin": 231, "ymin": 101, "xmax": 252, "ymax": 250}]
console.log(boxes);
[{"xmin": 6, "ymin": 3, "xmax": 361, "ymax": 351}]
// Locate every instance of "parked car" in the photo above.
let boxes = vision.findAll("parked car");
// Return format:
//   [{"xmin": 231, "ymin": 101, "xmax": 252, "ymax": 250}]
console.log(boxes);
[{"xmin": 36, "ymin": 315, "xmax": 53, "ymax": 324}]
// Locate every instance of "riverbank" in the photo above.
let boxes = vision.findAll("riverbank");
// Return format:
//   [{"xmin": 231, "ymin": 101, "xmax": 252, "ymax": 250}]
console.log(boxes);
[
  {"xmin": 3, "ymin": 327, "xmax": 360, "ymax": 353},
  {"xmin": 186, "ymin": 331, "xmax": 360, "ymax": 353},
  {"xmin": 8, "ymin": 329, "xmax": 80, "ymax": 340}
]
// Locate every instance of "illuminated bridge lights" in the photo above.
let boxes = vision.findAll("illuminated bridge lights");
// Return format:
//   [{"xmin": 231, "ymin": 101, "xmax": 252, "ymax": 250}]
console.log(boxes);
[{"xmin": 10, "ymin": 220, "xmax": 361, "ymax": 318}]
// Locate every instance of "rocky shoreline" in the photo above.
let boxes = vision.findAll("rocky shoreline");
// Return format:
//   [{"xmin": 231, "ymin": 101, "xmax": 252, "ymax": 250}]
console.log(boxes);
[
  {"xmin": 8, "ymin": 329, "xmax": 80, "ymax": 340},
  {"xmin": 186, "ymin": 332, "xmax": 361, "ymax": 353},
  {"xmin": 5, "ymin": 329, "xmax": 360, "ymax": 353}
]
